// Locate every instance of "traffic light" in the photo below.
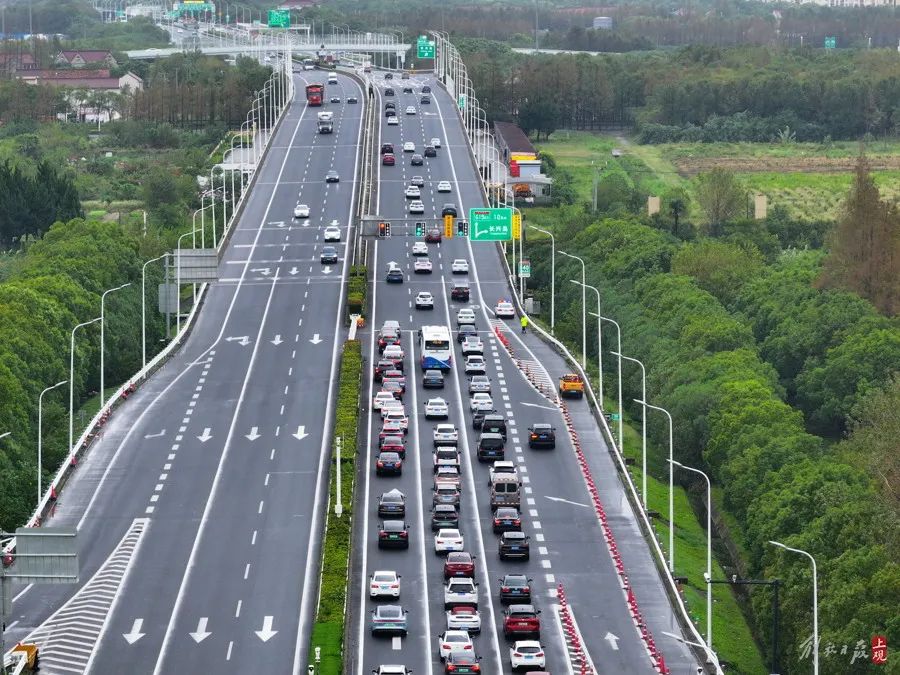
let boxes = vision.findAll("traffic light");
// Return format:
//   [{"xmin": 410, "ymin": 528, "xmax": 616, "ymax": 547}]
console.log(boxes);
[
  {"xmin": 443, "ymin": 214, "xmax": 454, "ymax": 239},
  {"xmin": 512, "ymin": 212, "xmax": 522, "ymax": 240},
  {"xmin": 457, "ymin": 220, "xmax": 469, "ymax": 237},
  {"xmin": 415, "ymin": 221, "xmax": 426, "ymax": 237},
  {"xmin": 379, "ymin": 222, "xmax": 391, "ymax": 237}
]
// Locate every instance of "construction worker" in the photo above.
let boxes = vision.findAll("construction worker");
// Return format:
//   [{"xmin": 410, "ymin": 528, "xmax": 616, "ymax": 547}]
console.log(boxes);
[{"xmin": 520, "ymin": 315, "xmax": 529, "ymax": 334}]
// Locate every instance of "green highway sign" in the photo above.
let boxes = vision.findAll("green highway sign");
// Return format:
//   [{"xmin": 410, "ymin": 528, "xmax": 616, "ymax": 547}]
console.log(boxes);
[
  {"xmin": 519, "ymin": 259, "xmax": 531, "ymax": 278},
  {"xmin": 417, "ymin": 35, "xmax": 435, "ymax": 59},
  {"xmin": 469, "ymin": 207, "xmax": 512, "ymax": 241},
  {"xmin": 824, "ymin": 36, "xmax": 836, "ymax": 49},
  {"xmin": 458, "ymin": 94, "xmax": 466, "ymax": 110},
  {"xmin": 268, "ymin": 9, "xmax": 290, "ymax": 28}
]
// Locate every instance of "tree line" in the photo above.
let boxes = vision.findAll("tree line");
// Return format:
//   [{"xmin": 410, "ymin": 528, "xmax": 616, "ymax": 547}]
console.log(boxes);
[{"xmin": 0, "ymin": 160, "xmax": 82, "ymax": 248}]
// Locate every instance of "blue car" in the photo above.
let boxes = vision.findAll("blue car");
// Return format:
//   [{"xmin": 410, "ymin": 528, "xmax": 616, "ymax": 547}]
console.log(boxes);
[
  {"xmin": 371, "ymin": 604, "xmax": 408, "ymax": 636},
  {"xmin": 386, "ymin": 266, "xmax": 404, "ymax": 283}
]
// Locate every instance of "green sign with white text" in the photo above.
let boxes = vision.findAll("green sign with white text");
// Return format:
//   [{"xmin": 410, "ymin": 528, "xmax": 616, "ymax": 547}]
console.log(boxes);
[
  {"xmin": 417, "ymin": 36, "xmax": 435, "ymax": 59},
  {"xmin": 469, "ymin": 208, "xmax": 512, "ymax": 241},
  {"xmin": 268, "ymin": 9, "xmax": 289, "ymax": 28}
]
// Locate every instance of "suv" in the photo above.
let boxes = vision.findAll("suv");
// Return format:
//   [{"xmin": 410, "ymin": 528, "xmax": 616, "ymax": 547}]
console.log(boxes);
[
  {"xmin": 559, "ymin": 373, "xmax": 585, "ymax": 399},
  {"xmin": 441, "ymin": 203, "xmax": 458, "ymax": 217},
  {"xmin": 481, "ymin": 413, "xmax": 508, "ymax": 440},
  {"xmin": 528, "ymin": 423, "xmax": 556, "ymax": 449},
  {"xmin": 451, "ymin": 281, "xmax": 470, "ymax": 302},
  {"xmin": 477, "ymin": 432, "xmax": 505, "ymax": 462},
  {"xmin": 503, "ymin": 605, "xmax": 541, "ymax": 640},
  {"xmin": 425, "ymin": 227, "xmax": 442, "ymax": 243},
  {"xmin": 432, "ymin": 504, "xmax": 459, "ymax": 531},
  {"xmin": 499, "ymin": 531, "xmax": 530, "ymax": 561},
  {"xmin": 381, "ymin": 143, "xmax": 394, "ymax": 154}
]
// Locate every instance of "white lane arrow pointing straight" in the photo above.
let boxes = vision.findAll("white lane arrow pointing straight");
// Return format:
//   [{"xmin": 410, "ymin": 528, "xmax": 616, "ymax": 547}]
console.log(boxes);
[
  {"xmin": 292, "ymin": 425, "xmax": 308, "ymax": 440},
  {"xmin": 289, "ymin": 267, "xmax": 299, "ymax": 276},
  {"xmin": 255, "ymin": 615, "xmax": 277, "ymax": 642},
  {"xmin": 245, "ymin": 426, "xmax": 261, "ymax": 441},
  {"xmin": 123, "ymin": 618, "xmax": 145, "ymax": 644},
  {"xmin": 545, "ymin": 496, "xmax": 590, "ymax": 508},
  {"xmin": 309, "ymin": 333, "xmax": 323, "ymax": 345},
  {"xmin": 604, "ymin": 631, "xmax": 619, "ymax": 650},
  {"xmin": 271, "ymin": 334, "xmax": 283, "ymax": 345},
  {"xmin": 322, "ymin": 266, "xmax": 333, "ymax": 275},
  {"xmin": 197, "ymin": 428, "xmax": 213, "ymax": 443},
  {"xmin": 226, "ymin": 336, "xmax": 251, "ymax": 346},
  {"xmin": 190, "ymin": 617, "xmax": 212, "ymax": 644}
]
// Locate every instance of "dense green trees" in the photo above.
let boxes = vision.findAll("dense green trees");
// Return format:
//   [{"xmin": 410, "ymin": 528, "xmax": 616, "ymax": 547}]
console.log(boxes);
[{"xmin": 0, "ymin": 161, "xmax": 82, "ymax": 248}]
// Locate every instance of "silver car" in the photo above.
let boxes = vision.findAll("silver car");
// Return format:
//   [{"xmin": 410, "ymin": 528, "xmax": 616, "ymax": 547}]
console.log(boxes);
[{"xmin": 468, "ymin": 375, "xmax": 491, "ymax": 394}]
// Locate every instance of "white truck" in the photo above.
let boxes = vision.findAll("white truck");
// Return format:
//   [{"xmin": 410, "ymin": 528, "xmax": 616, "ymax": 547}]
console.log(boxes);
[{"xmin": 317, "ymin": 111, "xmax": 334, "ymax": 134}]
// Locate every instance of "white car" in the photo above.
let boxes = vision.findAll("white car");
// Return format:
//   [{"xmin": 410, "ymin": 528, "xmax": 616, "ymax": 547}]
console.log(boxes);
[
  {"xmin": 387, "ymin": 116, "xmax": 399, "ymax": 126},
  {"xmin": 465, "ymin": 355, "xmax": 486, "ymax": 375},
  {"xmin": 461, "ymin": 336, "xmax": 483, "ymax": 355},
  {"xmin": 468, "ymin": 375, "xmax": 491, "ymax": 394},
  {"xmin": 495, "ymin": 300, "xmax": 516, "ymax": 318},
  {"xmin": 431, "ymin": 137, "xmax": 442, "ymax": 148},
  {"xmin": 469, "ymin": 393, "xmax": 493, "ymax": 413},
  {"xmin": 383, "ymin": 344, "xmax": 404, "ymax": 362},
  {"xmin": 415, "ymin": 291, "xmax": 434, "ymax": 309},
  {"xmin": 433, "ymin": 423, "xmax": 459, "ymax": 447},
  {"xmin": 373, "ymin": 667, "xmax": 409, "ymax": 675},
  {"xmin": 434, "ymin": 528, "xmax": 464, "ymax": 555},
  {"xmin": 405, "ymin": 106, "xmax": 416, "ymax": 115},
  {"xmin": 436, "ymin": 629, "xmax": 474, "ymax": 661},
  {"xmin": 410, "ymin": 175, "xmax": 425, "ymax": 187},
  {"xmin": 293, "ymin": 204, "xmax": 310, "ymax": 218},
  {"xmin": 383, "ymin": 409, "xmax": 408, "ymax": 431},
  {"xmin": 437, "ymin": 181, "xmax": 452, "ymax": 193},
  {"xmin": 380, "ymin": 399, "xmax": 405, "ymax": 418},
  {"xmin": 456, "ymin": 308, "xmax": 476, "ymax": 326},
  {"xmin": 408, "ymin": 200, "xmax": 425, "ymax": 214},
  {"xmin": 446, "ymin": 606, "xmax": 481, "ymax": 634},
  {"xmin": 373, "ymin": 391, "xmax": 397, "ymax": 411},
  {"xmin": 404, "ymin": 185, "xmax": 421, "ymax": 199},
  {"xmin": 489, "ymin": 460, "xmax": 519, "ymax": 486},
  {"xmin": 509, "ymin": 641, "xmax": 545, "ymax": 670},
  {"xmin": 323, "ymin": 225, "xmax": 341, "ymax": 241},
  {"xmin": 451, "ymin": 258, "xmax": 468, "ymax": 273},
  {"xmin": 411, "ymin": 242, "xmax": 429, "ymax": 256},
  {"xmin": 414, "ymin": 258, "xmax": 433, "ymax": 274},
  {"xmin": 369, "ymin": 570, "xmax": 401, "ymax": 598},
  {"xmin": 433, "ymin": 447, "xmax": 460, "ymax": 471},
  {"xmin": 402, "ymin": 141, "xmax": 415, "ymax": 152},
  {"xmin": 444, "ymin": 578, "xmax": 478, "ymax": 609},
  {"xmin": 425, "ymin": 397, "xmax": 450, "ymax": 419}
]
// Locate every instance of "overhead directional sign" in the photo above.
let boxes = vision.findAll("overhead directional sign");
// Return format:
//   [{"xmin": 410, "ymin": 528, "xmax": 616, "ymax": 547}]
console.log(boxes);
[
  {"xmin": 469, "ymin": 207, "xmax": 513, "ymax": 241},
  {"xmin": 417, "ymin": 35, "xmax": 435, "ymax": 59},
  {"xmin": 268, "ymin": 9, "xmax": 290, "ymax": 28}
]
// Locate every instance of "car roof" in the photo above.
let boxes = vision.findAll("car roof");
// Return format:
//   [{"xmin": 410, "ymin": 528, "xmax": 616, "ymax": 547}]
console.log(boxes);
[
  {"xmin": 502, "ymin": 531, "xmax": 527, "ymax": 539},
  {"xmin": 381, "ymin": 489, "xmax": 405, "ymax": 499}
]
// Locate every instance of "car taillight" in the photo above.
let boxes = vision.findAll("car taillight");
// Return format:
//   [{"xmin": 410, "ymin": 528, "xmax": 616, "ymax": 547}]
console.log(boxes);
[
  {"xmin": 536, "ymin": 652, "xmax": 544, "ymax": 657},
  {"xmin": 437, "ymin": 540, "xmax": 444, "ymax": 544},
  {"xmin": 370, "ymin": 584, "xmax": 378, "ymax": 589},
  {"xmin": 442, "ymin": 644, "xmax": 451, "ymax": 650},
  {"xmin": 376, "ymin": 461, "xmax": 384, "ymax": 467},
  {"xmin": 464, "ymin": 644, "xmax": 472, "ymax": 650},
  {"xmin": 501, "ymin": 587, "xmax": 510, "ymax": 592},
  {"xmin": 472, "ymin": 665, "xmax": 480, "ymax": 672},
  {"xmin": 513, "ymin": 519, "xmax": 521, "ymax": 526},
  {"xmin": 391, "ymin": 584, "xmax": 399, "ymax": 588},
  {"xmin": 446, "ymin": 666, "xmax": 456, "ymax": 672},
  {"xmin": 399, "ymin": 531, "xmax": 407, "ymax": 538},
  {"xmin": 530, "ymin": 433, "xmax": 538, "ymax": 440}
]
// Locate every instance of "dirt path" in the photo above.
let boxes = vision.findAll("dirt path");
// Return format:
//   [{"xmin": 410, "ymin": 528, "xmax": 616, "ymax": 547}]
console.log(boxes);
[{"xmin": 675, "ymin": 156, "xmax": 900, "ymax": 176}]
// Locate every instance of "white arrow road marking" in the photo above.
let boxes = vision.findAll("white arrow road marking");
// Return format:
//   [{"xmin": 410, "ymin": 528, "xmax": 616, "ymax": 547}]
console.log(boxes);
[
  {"xmin": 123, "ymin": 618, "xmax": 145, "ymax": 644},
  {"xmin": 309, "ymin": 334, "xmax": 323, "ymax": 345},
  {"xmin": 225, "ymin": 336, "xmax": 251, "ymax": 346},
  {"xmin": 292, "ymin": 425, "xmax": 308, "ymax": 440},
  {"xmin": 520, "ymin": 401, "xmax": 557, "ymax": 411},
  {"xmin": 605, "ymin": 631, "xmax": 619, "ymax": 650},
  {"xmin": 392, "ymin": 636, "xmax": 402, "ymax": 650},
  {"xmin": 545, "ymin": 496, "xmax": 590, "ymax": 508},
  {"xmin": 245, "ymin": 426, "xmax": 261, "ymax": 441},
  {"xmin": 144, "ymin": 429, "xmax": 165, "ymax": 439},
  {"xmin": 190, "ymin": 617, "xmax": 211, "ymax": 644},
  {"xmin": 271, "ymin": 334, "xmax": 283, "ymax": 346},
  {"xmin": 251, "ymin": 267, "xmax": 271, "ymax": 276},
  {"xmin": 322, "ymin": 266, "xmax": 333, "ymax": 274},
  {"xmin": 254, "ymin": 615, "xmax": 277, "ymax": 642},
  {"xmin": 197, "ymin": 428, "xmax": 213, "ymax": 443},
  {"xmin": 289, "ymin": 267, "xmax": 299, "ymax": 275}
]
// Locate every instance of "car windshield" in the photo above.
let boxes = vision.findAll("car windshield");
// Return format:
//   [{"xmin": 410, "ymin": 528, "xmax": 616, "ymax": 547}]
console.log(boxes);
[
  {"xmin": 373, "ymin": 573, "xmax": 395, "ymax": 581},
  {"xmin": 504, "ymin": 532, "xmax": 526, "ymax": 541},
  {"xmin": 377, "ymin": 606, "xmax": 403, "ymax": 618}
]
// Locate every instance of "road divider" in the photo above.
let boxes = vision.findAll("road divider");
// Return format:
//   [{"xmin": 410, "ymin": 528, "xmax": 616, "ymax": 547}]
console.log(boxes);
[{"xmin": 308, "ymin": 339, "xmax": 362, "ymax": 675}]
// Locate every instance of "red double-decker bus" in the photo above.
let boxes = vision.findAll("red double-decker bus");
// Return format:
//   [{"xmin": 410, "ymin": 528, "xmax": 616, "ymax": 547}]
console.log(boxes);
[{"xmin": 305, "ymin": 84, "xmax": 324, "ymax": 106}]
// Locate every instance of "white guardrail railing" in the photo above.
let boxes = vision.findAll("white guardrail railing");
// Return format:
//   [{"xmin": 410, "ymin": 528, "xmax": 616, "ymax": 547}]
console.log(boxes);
[
  {"xmin": 431, "ymin": 33, "xmax": 718, "ymax": 674},
  {"xmin": 2, "ymin": 62, "xmax": 294, "ymax": 665}
]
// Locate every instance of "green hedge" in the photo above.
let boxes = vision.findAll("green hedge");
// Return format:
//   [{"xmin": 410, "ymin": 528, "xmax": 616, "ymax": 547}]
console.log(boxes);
[
  {"xmin": 309, "ymin": 339, "xmax": 362, "ymax": 675},
  {"xmin": 346, "ymin": 265, "xmax": 367, "ymax": 321}
]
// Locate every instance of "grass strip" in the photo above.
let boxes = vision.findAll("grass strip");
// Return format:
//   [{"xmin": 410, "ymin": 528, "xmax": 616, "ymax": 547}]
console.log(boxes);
[{"xmin": 308, "ymin": 339, "xmax": 362, "ymax": 674}]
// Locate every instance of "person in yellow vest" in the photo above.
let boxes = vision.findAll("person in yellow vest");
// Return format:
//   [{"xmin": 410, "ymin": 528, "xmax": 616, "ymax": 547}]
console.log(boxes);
[{"xmin": 520, "ymin": 315, "xmax": 528, "ymax": 334}]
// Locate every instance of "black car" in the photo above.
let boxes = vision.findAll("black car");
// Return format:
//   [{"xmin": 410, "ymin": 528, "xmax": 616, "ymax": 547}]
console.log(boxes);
[
  {"xmin": 381, "ymin": 142, "xmax": 395, "ymax": 154},
  {"xmin": 451, "ymin": 281, "xmax": 470, "ymax": 302},
  {"xmin": 386, "ymin": 266, "xmax": 404, "ymax": 283},
  {"xmin": 403, "ymin": 86, "xmax": 413, "ymax": 93},
  {"xmin": 498, "ymin": 574, "xmax": 532, "ymax": 604},
  {"xmin": 477, "ymin": 432, "xmax": 505, "ymax": 462},
  {"xmin": 410, "ymin": 154, "xmax": 424, "ymax": 166},
  {"xmin": 424, "ymin": 145, "xmax": 437, "ymax": 157},
  {"xmin": 471, "ymin": 409, "xmax": 490, "ymax": 430},
  {"xmin": 347, "ymin": 95, "xmax": 358, "ymax": 104},
  {"xmin": 325, "ymin": 170, "xmax": 340, "ymax": 183},
  {"xmin": 385, "ymin": 102, "xmax": 396, "ymax": 110},
  {"xmin": 423, "ymin": 369, "xmax": 445, "ymax": 389},
  {"xmin": 441, "ymin": 203, "xmax": 458, "ymax": 217},
  {"xmin": 481, "ymin": 413, "xmax": 508, "ymax": 440},
  {"xmin": 378, "ymin": 520, "xmax": 409, "ymax": 549},
  {"xmin": 385, "ymin": 87, "xmax": 395, "ymax": 96},
  {"xmin": 499, "ymin": 531, "xmax": 530, "ymax": 561},
  {"xmin": 320, "ymin": 245, "xmax": 338, "ymax": 264},
  {"xmin": 378, "ymin": 489, "xmax": 406, "ymax": 518},
  {"xmin": 375, "ymin": 451, "xmax": 403, "ymax": 476},
  {"xmin": 385, "ymin": 72, "xmax": 393, "ymax": 79},
  {"xmin": 422, "ymin": 85, "xmax": 432, "ymax": 93},
  {"xmin": 445, "ymin": 652, "xmax": 479, "ymax": 674},
  {"xmin": 456, "ymin": 325, "xmax": 477, "ymax": 343},
  {"xmin": 528, "ymin": 423, "xmax": 556, "ymax": 449},
  {"xmin": 492, "ymin": 507, "xmax": 522, "ymax": 533},
  {"xmin": 330, "ymin": 95, "xmax": 341, "ymax": 103},
  {"xmin": 431, "ymin": 504, "xmax": 459, "ymax": 531},
  {"xmin": 420, "ymin": 96, "xmax": 431, "ymax": 104},
  {"xmin": 385, "ymin": 109, "xmax": 396, "ymax": 118}
]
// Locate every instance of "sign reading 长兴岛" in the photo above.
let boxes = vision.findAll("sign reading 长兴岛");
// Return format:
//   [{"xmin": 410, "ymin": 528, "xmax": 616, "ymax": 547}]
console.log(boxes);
[{"xmin": 469, "ymin": 208, "xmax": 512, "ymax": 241}]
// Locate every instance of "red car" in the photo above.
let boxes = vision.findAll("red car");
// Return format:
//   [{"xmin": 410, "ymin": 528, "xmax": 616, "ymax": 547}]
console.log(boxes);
[
  {"xmin": 375, "ymin": 451, "xmax": 403, "ymax": 476},
  {"xmin": 382, "ymin": 379, "xmax": 404, "ymax": 400},
  {"xmin": 373, "ymin": 359, "xmax": 395, "ymax": 381},
  {"xmin": 382, "ymin": 153, "xmax": 395, "ymax": 166},
  {"xmin": 382, "ymin": 369, "xmax": 406, "ymax": 393},
  {"xmin": 378, "ymin": 330, "xmax": 401, "ymax": 352},
  {"xmin": 380, "ymin": 435, "xmax": 406, "ymax": 459},
  {"xmin": 425, "ymin": 227, "xmax": 442, "ymax": 243},
  {"xmin": 503, "ymin": 604, "xmax": 541, "ymax": 640},
  {"xmin": 379, "ymin": 420, "xmax": 405, "ymax": 441},
  {"xmin": 444, "ymin": 551, "xmax": 476, "ymax": 579}
]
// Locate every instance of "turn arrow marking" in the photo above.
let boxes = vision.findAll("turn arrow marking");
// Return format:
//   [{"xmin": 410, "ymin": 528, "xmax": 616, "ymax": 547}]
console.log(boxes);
[
  {"xmin": 245, "ymin": 426, "xmax": 261, "ymax": 441},
  {"xmin": 123, "ymin": 618, "xmax": 145, "ymax": 644},
  {"xmin": 190, "ymin": 617, "xmax": 211, "ymax": 644},
  {"xmin": 292, "ymin": 425, "xmax": 308, "ymax": 440},
  {"xmin": 144, "ymin": 429, "xmax": 165, "ymax": 439},
  {"xmin": 545, "ymin": 495, "xmax": 590, "ymax": 508},
  {"xmin": 271, "ymin": 334, "xmax": 284, "ymax": 346},
  {"xmin": 255, "ymin": 615, "xmax": 277, "ymax": 642},
  {"xmin": 197, "ymin": 428, "xmax": 213, "ymax": 443},
  {"xmin": 225, "ymin": 336, "xmax": 251, "ymax": 346}
]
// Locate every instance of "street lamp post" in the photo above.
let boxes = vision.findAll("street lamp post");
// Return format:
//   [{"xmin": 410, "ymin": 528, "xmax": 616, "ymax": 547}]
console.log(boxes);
[
  {"xmin": 638, "ymin": 399, "xmax": 675, "ymax": 573},
  {"xmin": 661, "ymin": 631, "xmax": 723, "ymax": 675},
  {"xmin": 598, "ymin": 314, "xmax": 622, "ymax": 452},
  {"xmin": 527, "ymin": 225, "xmax": 555, "ymax": 335},
  {"xmin": 671, "ymin": 460, "xmax": 713, "ymax": 648},
  {"xmin": 570, "ymin": 280, "xmax": 603, "ymax": 403},
  {"xmin": 142, "ymin": 253, "xmax": 169, "ymax": 369},
  {"xmin": 612, "ymin": 351, "xmax": 646, "ymax": 508},
  {"xmin": 69, "ymin": 317, "xmax": 102, "ymax": 454},
  {"xmin": 769, "ymin": 541, "xmax": 818, "ymax": 675},
  {"xmin": 176, "ymin": 229, "xmax": 198, "ymax": 334},
  {"xmin": 38, "ymin": 380, "xmax": 68, "ymax": 503},
  {"xmin": 100, "ymin": 283, "xmax": 132, "ymax": 409},
  {"xmin": 558, "ymin": 251, "xmax": 586, "ymax": 369}
]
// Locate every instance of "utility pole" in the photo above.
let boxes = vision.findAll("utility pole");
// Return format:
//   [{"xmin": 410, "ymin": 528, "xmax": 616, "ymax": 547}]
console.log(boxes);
[{"xmin": 709, "ymin": 577, "xmax": 780, "ymax": 673}]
